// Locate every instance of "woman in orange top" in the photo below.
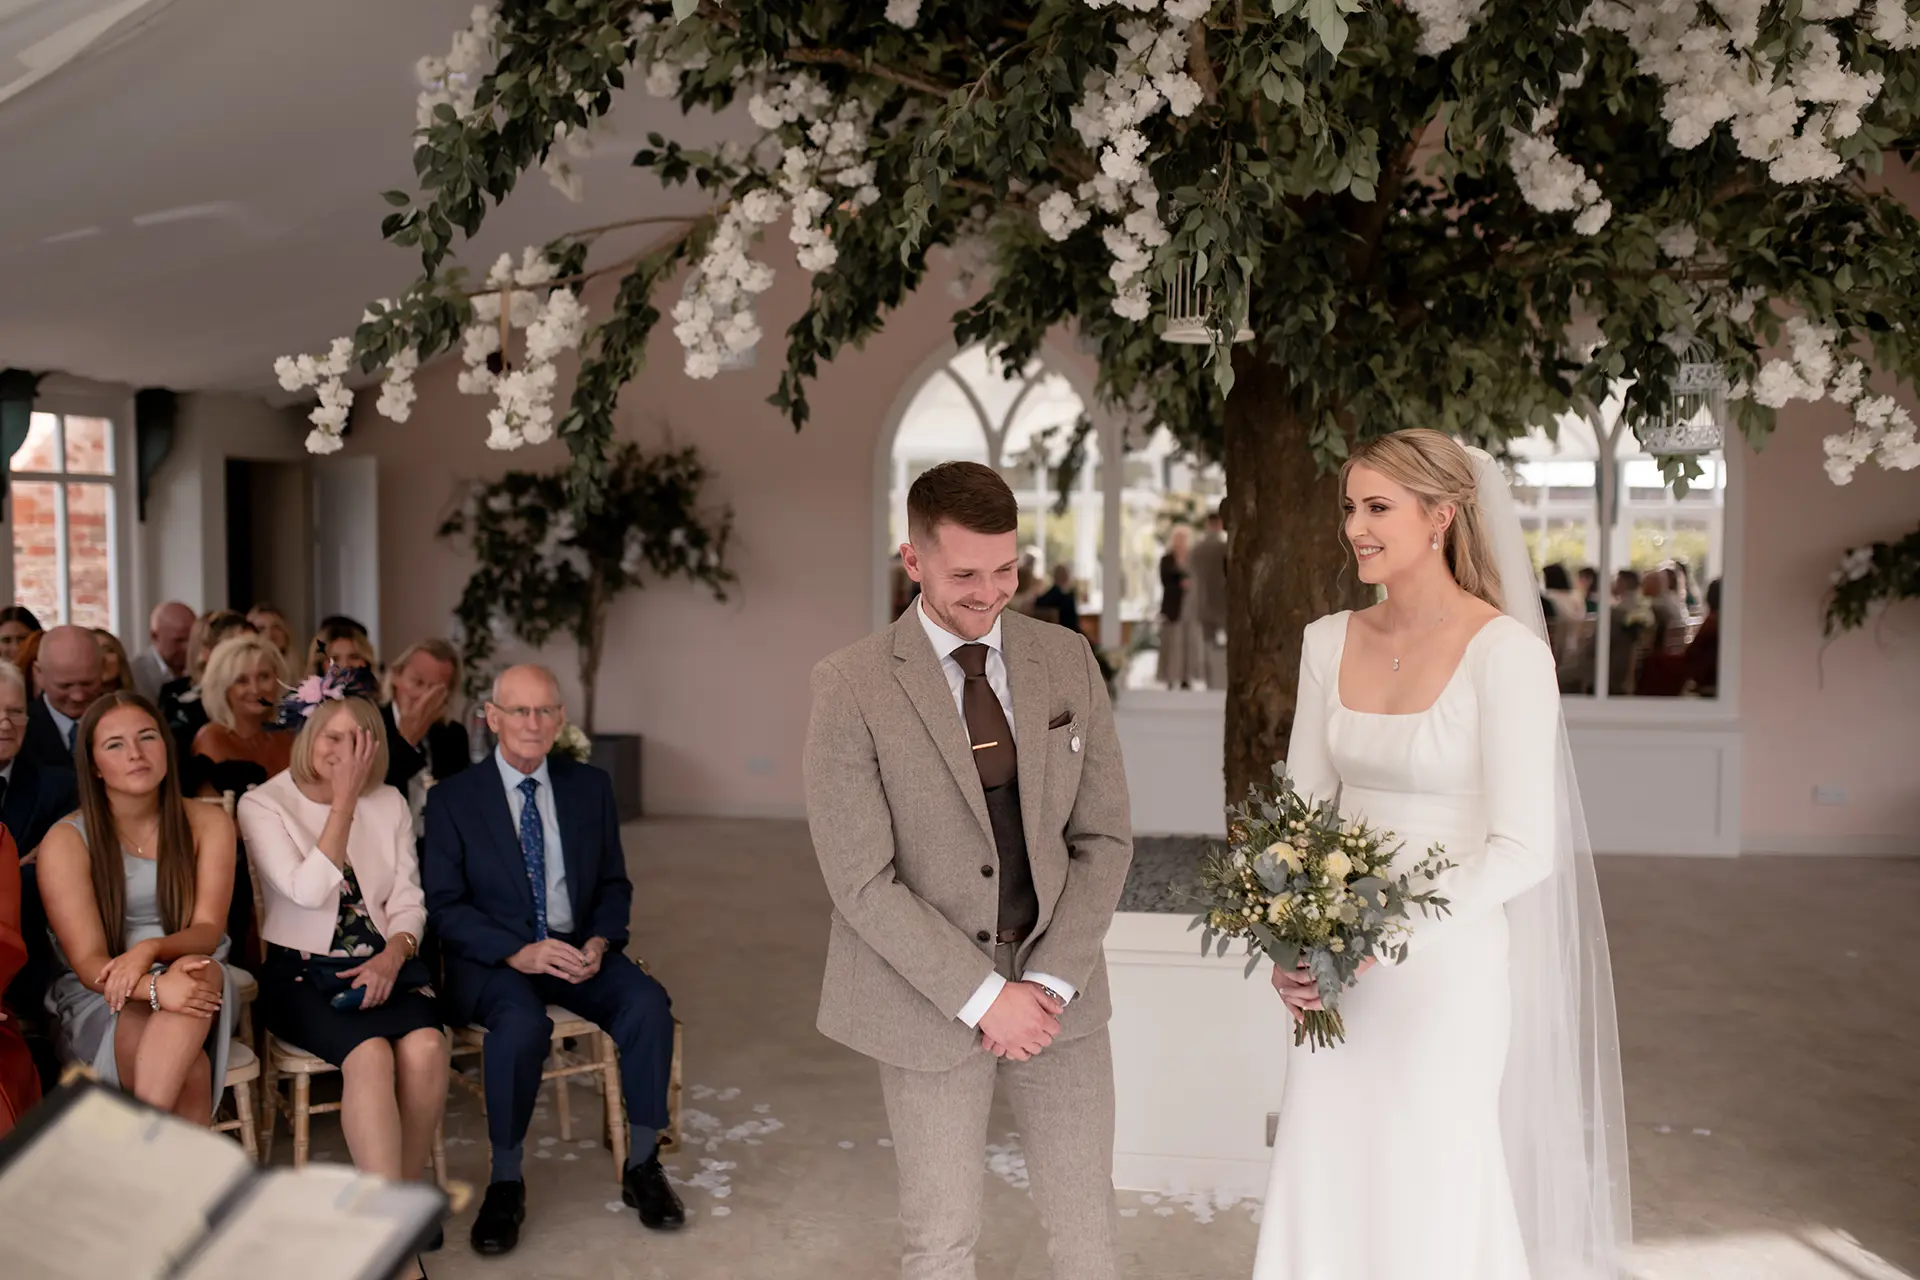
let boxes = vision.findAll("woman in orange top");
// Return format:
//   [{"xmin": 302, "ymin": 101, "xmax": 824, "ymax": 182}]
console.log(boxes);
[
  {"xmin": 0, "ymin": 824, "xmax": 43, "ymax": 1136},
  {"xmin": 192, "ymin": 634, "xmax": 293, "ymax": 794}
]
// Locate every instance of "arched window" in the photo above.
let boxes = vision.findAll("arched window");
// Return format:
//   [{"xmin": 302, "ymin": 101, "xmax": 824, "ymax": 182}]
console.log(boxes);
[
  {"xmin": 885, "ymin": 346, "xmax": 1226, "ymax": 691},
  {"xmin": 1512, "ymin": 390, "xmax": 1731, "ymax": 702}
]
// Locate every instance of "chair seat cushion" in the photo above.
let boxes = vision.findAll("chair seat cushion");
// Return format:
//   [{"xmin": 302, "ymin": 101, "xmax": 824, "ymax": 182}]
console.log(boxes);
[
  {"xmin": 455, "ymin": 1004, "xmax": 598, "ymax": 1044},
  {"xmin": 225, "ymin": 1039, "xmax": 259, "ymax": 1082}
]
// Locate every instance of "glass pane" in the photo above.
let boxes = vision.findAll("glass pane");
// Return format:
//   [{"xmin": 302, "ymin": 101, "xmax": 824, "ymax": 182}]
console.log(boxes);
[
  {"xmin": 9, "ymin": 481, "xmax": 62, "ymax": 624},
  {"xmin": 64, "ymin": 416, "xmax": 113, "ymax": 475},
  {"xmin": 1607, "ymin": 453, "xmax": 1723, "ymax": 700},
  {"xmin": 14, "ymin": 412, "xmax": 60, "ymax": 473},
  {"xmin": 66, "ymin": 482, "xmax": 113, "ymax": 630}
]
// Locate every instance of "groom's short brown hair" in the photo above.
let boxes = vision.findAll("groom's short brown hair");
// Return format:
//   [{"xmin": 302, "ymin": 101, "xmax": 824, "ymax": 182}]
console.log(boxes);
[{"xmin": 907, "ymin": 461, "xmax": 1018, "ymax": 547}]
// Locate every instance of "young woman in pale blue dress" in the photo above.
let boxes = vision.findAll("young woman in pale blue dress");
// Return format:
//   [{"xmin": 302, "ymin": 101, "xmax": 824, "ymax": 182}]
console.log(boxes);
[{"xmin": 39, "ymin": 692, "xmax": 237, "ymax": 1123}]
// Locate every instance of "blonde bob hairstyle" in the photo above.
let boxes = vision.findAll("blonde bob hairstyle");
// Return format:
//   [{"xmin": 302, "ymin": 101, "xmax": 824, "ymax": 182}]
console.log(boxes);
[
  {"xmin": 201, "ymin": 634, "xmax": 291, "ymax": 731},
  {"xmin": 1340, "ymin": 428, "xmax": 1505, "ymax": 613},
  {"xmin": 289, "ymin": 695, "xmax": 390, "ymax": 794}
]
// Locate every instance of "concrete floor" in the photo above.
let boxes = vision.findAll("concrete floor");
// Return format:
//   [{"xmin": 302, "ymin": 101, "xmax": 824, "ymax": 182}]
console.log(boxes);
[{"xmin": 285, "ymin": 820, "xmax": 1917, "ymax": 1280}]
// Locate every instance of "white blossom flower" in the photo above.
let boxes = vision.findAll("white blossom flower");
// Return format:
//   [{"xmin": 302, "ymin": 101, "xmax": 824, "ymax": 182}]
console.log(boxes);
[
  {"xmin": 1656, "ymin": 224, "xmax": 1700, "ymax": 260},
  {"xmin": 885, "ymin": 0, "xmax": 923, "ymax": 26}
]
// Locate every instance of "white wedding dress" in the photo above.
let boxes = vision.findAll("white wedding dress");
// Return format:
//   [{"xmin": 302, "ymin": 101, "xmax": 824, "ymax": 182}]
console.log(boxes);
[{"xmin": 1251, "ymin": 609, "xmax": 1560, "ymax": 1280}]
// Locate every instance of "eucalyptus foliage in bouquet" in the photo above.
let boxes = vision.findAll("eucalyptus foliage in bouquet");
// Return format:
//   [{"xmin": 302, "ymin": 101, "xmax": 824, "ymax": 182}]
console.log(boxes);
[
  {"xmin": 1824, "ymin": 523, "xmax": 1920, "ymax": 636},
  {"xmin": 439, "ymin": 439, "xmax": 735, "ymax": 732},
  {"xmin": 1192, "ymin": 765, "xmax": 1454, "ymax": 1050}
]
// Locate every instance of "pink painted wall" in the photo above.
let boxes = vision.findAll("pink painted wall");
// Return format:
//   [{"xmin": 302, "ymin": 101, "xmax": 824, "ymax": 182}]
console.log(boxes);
[
  {"xmin": 346, "ymin": 242, "xmax": 970, "ymax": 818},
  {"xmin": 344, "ymin": 239, "xmax": 1919, "ymax": 846},
  {"xmin": 1736, "ymin": 405, "xmax": 1920, "ymax": 850}
]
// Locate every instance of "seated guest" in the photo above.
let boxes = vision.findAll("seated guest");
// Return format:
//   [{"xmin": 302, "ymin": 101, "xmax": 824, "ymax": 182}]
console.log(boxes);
[
  {"xmin": 424, "ymin": 664, "xmax": 683, "ymax": 1255},
  {"xmin": 159, "ymin": 610, "xmax": 255, "ymax": 767},
  {"xmin": 130, "ymin": 602, "xmax": 196, "ymax": 704},
  {"xmin": 0, "ymin": 825, "xmax": 41, "ymax": 1137},
  {"xmin": 0, "ymin": 606, "xmax": 42, "ymax": 668},
  {"xmin": 246, "ymin": 603, "xmax": 294, "ymax": 668},
  {"xmin": 308, "ymin": 621, "xmax": 377, "ymax": 678},
  {"xmin": 1033, "ymin": 565, "xmax": 1081, "ymax": 635},
  {"xmin": 38, "ymin": 693, "xmax": 237, "ymax": 1122},
  {"xmin": 387, "ymin": 640, "xmax": 471, "ymax": 784},
  {"xmin": 238, "ymin": 674, "xmax": 445, "ymax": 1276},
  {"xmin": 93, "ymin": 629, "xmax": 134, "ymax": 695},
  {"xmin": 1683, "ymin": 578, "xmax": 1722, "ymax": 697},
  {"xmin": 192, "ymin": 634, "xmax": 294, "ymax": 795},
  {"xmin": 13, "ymin": 630, "xmax": 42, "ymax": 699},
  {"xmin": 0, "ymin": 660, "xmax": 80, "ymax": 1082},
  {"xmin": 24, "ymin": 625, "xmax": 105, "ymax": 769}
]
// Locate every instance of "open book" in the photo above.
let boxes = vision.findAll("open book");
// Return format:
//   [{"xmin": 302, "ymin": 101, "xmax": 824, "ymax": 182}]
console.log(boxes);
[{"xmin": 0, "ymin": 1080, "xmax": 450, "ymax": 1280}]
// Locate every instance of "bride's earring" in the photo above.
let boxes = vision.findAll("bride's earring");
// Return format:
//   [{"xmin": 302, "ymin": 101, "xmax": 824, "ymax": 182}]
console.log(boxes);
[{"xmin": 1431, "ymin": 532, "xmax": 1441, "ymax": 551}]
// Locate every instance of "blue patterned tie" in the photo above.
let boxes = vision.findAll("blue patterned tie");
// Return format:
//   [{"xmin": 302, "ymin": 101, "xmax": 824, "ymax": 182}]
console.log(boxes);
[{"xmin": 517, "ymin": 776, "xmax": 549, "ymax": 940}]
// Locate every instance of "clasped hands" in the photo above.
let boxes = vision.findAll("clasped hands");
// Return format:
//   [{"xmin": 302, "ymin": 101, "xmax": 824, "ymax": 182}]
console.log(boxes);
[
  {"xmin": 98, "ymin": 941, "xmax": 222, "ymax": 1017},
  {"xmin": 979, "ymin": 981, "xmax": 1065, "ymax": 1061},
  {"xmin": 1270, "ymin": 956, "xmax": 1376, "ymax": 1024},
  {"xmin": 508, "ymin": 936, "xmax": 609, "ymax": 983}
]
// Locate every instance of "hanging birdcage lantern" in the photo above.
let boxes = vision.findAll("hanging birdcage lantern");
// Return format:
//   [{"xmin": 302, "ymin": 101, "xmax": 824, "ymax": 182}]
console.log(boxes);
[
  {"xmin": 1634, "ymin": 340, "xmax": 1727, "ymax": 455},
  {"xmin": 1159, "ymin": 255, "xmax": 1254, "ymax": 345}
]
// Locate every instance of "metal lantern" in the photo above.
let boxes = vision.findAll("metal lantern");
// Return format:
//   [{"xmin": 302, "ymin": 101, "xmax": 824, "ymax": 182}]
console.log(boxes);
[
  {"xmin": 1635, "ymin": 341, "xmax": 1727, "ymax": 455},
  {"xmin": 1159, "ymin": 255, "xmax": 1254, "ymax": 345}
]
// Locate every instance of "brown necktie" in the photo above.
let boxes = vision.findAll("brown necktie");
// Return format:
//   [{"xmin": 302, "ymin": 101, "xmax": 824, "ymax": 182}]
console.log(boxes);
[{"xmin": 952, "ymin": 643, "xmax": 1016, "ymax": 789}]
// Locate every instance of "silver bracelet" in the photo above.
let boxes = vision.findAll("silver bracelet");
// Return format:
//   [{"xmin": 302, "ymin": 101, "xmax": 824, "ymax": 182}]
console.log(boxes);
[{"xmin": 148, "ymin": 972, "xmax": 161, "ymax": 1012}]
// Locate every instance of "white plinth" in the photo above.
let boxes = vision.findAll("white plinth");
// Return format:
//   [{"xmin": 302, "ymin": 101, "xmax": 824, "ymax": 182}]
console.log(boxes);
[{"xmin": 1104, "ymin": 910, "xmax": 1290, "ymax": 1199}]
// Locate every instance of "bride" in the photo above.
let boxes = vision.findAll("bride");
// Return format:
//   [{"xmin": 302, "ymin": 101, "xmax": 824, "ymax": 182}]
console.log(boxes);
[{"xmin": 1254, "ymin": 429, "xmax": 1630, "ymax": 1280}]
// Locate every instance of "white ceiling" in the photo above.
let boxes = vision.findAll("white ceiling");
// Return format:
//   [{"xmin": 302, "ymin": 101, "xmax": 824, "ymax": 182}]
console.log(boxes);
[{"xmin": 0, "ymin": 0, "xmax": 741, "ymax": 393}]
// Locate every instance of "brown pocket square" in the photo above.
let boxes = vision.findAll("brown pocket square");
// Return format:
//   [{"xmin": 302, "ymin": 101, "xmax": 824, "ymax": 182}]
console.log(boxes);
[{"xmin": 1047, "ymin": 711, "xmax": 1074, "ymax": 731}]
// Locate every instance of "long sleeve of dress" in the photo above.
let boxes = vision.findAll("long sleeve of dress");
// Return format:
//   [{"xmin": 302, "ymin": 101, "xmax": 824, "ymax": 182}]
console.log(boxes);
[
  {"xmin": 1404, "ymin": 624, "xmax": 1560, "ymax": 955},
  {"xmin": 1283, "ymin": 614, "xmax": 1344, "ymax": 807}
]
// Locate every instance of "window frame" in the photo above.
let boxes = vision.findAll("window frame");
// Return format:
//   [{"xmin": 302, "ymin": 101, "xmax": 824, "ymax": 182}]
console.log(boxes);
[
  {"xmin": 1524, "ymin": 405, "xmax": 1744, "ymax": 727},
  {"xmin": 1, "ymin": 387, "xmax": 138, "ymax": 638}
]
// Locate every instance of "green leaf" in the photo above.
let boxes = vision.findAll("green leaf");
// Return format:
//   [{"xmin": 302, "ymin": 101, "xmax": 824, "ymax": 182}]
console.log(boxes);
[
  {"xmin": 1305, "ymin": 0, "xmax": 1348, "ymax": 58},
  {"xmin": 381, "ymin": 190, "xmax": 411, "ymax": 208}
]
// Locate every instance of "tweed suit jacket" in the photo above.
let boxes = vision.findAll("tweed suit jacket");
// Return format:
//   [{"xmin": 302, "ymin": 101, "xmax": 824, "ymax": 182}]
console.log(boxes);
[{"xmin": 805, "ymin": 603, "xmax": 1133, "ymax": 1072}]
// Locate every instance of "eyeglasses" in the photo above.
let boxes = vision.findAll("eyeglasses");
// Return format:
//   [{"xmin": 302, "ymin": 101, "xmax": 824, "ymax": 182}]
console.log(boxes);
[
  {"xmin": 0, "ymin": 708, "xmax": 25, "ymax": 725},
  {"xmin": 491, "ymin": 703, "xmax": 563, "ymax": 723}
]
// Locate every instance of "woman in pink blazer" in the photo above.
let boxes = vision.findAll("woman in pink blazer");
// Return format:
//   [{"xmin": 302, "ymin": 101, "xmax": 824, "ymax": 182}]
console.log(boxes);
[{"xmin": 237, "ymin": 674, "xmax": 447, "ymax": 1200}]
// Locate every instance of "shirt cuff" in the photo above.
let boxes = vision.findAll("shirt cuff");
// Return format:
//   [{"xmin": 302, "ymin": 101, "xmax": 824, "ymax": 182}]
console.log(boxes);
[
  {"xmin": 1022, "ymin": 971, "xmax": 1077, "ymax": 1004},
  {"xmin": 956, "ymin": 971, "xmax": 1007, "ymax": 1029}
]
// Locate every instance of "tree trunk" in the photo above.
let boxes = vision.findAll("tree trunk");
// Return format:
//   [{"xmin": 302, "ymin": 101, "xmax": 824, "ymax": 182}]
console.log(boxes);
[
  {"xmin": 1220, "ymin": 352, "xmax": 1371, "ymax": 804},
  {"xmin": 578, "ymin": 576, "xmax": 609, "ymax": 736}
]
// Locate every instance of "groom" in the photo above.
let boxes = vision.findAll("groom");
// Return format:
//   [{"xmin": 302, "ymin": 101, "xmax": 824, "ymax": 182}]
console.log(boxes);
[{"xmin": 805, "ymin": 461, "xmax": 1133, "ymax": 1279}]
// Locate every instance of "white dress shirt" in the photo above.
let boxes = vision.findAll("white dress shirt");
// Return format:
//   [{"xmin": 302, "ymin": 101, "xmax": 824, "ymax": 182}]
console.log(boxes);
[
  {"xmin": 43, "ymin": 696, "xmax": 77, "ymax": 751},
  {"xmin": 494, "ymin": 747, "xmax": 575, "ymax": 935},
  {"xmin": 914, "ymin": 600, "xmax": 1077, "ymax": 1028}
]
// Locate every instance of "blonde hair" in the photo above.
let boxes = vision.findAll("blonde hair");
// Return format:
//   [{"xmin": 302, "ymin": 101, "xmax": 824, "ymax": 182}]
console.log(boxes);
[
  {"xmin": 1341, "ymin": 429, "xmax": 1504, "ymax": 612},
  {"xmin": 91, "ymin": 629, "xmax": 133, "ymax": 694},
  {"xmin": 288, "ymin": 696, "xmax": 390, "ymax": 793},
  {"xmin": 201, "ymin": 634, "xmax": 290, "ymax": 730},
  {"xmin": 385, "ymin": 638, "xmax": 464, "ymax": 721},
  {"xmin": 308, "ymin": 625, "xmax": 377, "ymax": 678}
]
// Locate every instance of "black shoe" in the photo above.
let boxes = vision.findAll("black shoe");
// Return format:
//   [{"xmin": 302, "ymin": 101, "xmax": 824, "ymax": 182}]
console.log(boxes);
[
  {"xmin": 622, "ymin": 1158, "xmax": 686, "ymax": 1230},
  {"xmin": 470, "ymin": 1180, "xmax": 526, "ymax": 1256}
]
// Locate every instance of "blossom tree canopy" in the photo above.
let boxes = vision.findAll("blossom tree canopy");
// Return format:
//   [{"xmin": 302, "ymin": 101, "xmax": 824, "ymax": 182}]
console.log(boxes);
[{"xmin": 281, "ymin": 0, "xmax": 1920, "ymax": 791}]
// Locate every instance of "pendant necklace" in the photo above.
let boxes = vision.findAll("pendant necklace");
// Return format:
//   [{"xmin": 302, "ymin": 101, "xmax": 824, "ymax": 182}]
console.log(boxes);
[{"xmin": 1390, "ymin": 610, "xmax": 1451, "ymax": 672}]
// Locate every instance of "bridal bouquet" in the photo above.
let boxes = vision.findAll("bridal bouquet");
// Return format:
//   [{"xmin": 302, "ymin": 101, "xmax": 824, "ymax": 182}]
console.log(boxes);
[{"xmin": 1191, "ymin": 765, "xmax": 1455, "ymax": 1051}]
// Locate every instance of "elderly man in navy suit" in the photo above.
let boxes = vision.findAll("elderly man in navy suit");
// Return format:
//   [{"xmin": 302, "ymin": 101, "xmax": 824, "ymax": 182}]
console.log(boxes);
[{"xmin": 423, "ymin": 664, "xmax": 681, "ymax": 1257}]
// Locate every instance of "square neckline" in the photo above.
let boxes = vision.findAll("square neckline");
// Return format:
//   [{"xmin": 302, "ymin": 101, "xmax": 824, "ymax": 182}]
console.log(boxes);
[{"xmin": 1332, "ymin": 610, "xmax": 1506, "ymax": 718}]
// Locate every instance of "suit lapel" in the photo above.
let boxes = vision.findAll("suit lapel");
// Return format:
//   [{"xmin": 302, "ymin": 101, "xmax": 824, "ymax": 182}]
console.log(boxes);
[
  {"xmin": 477, "ymin": 765, "xmax": 538, "ymax": 917},
  {"xmin": 1002, "ymin": 617, "xmax": 1050, "ymax": 859},
  {"xmin": 892, "ymin": 609, "xmax": 995, "ymax": 850}
]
